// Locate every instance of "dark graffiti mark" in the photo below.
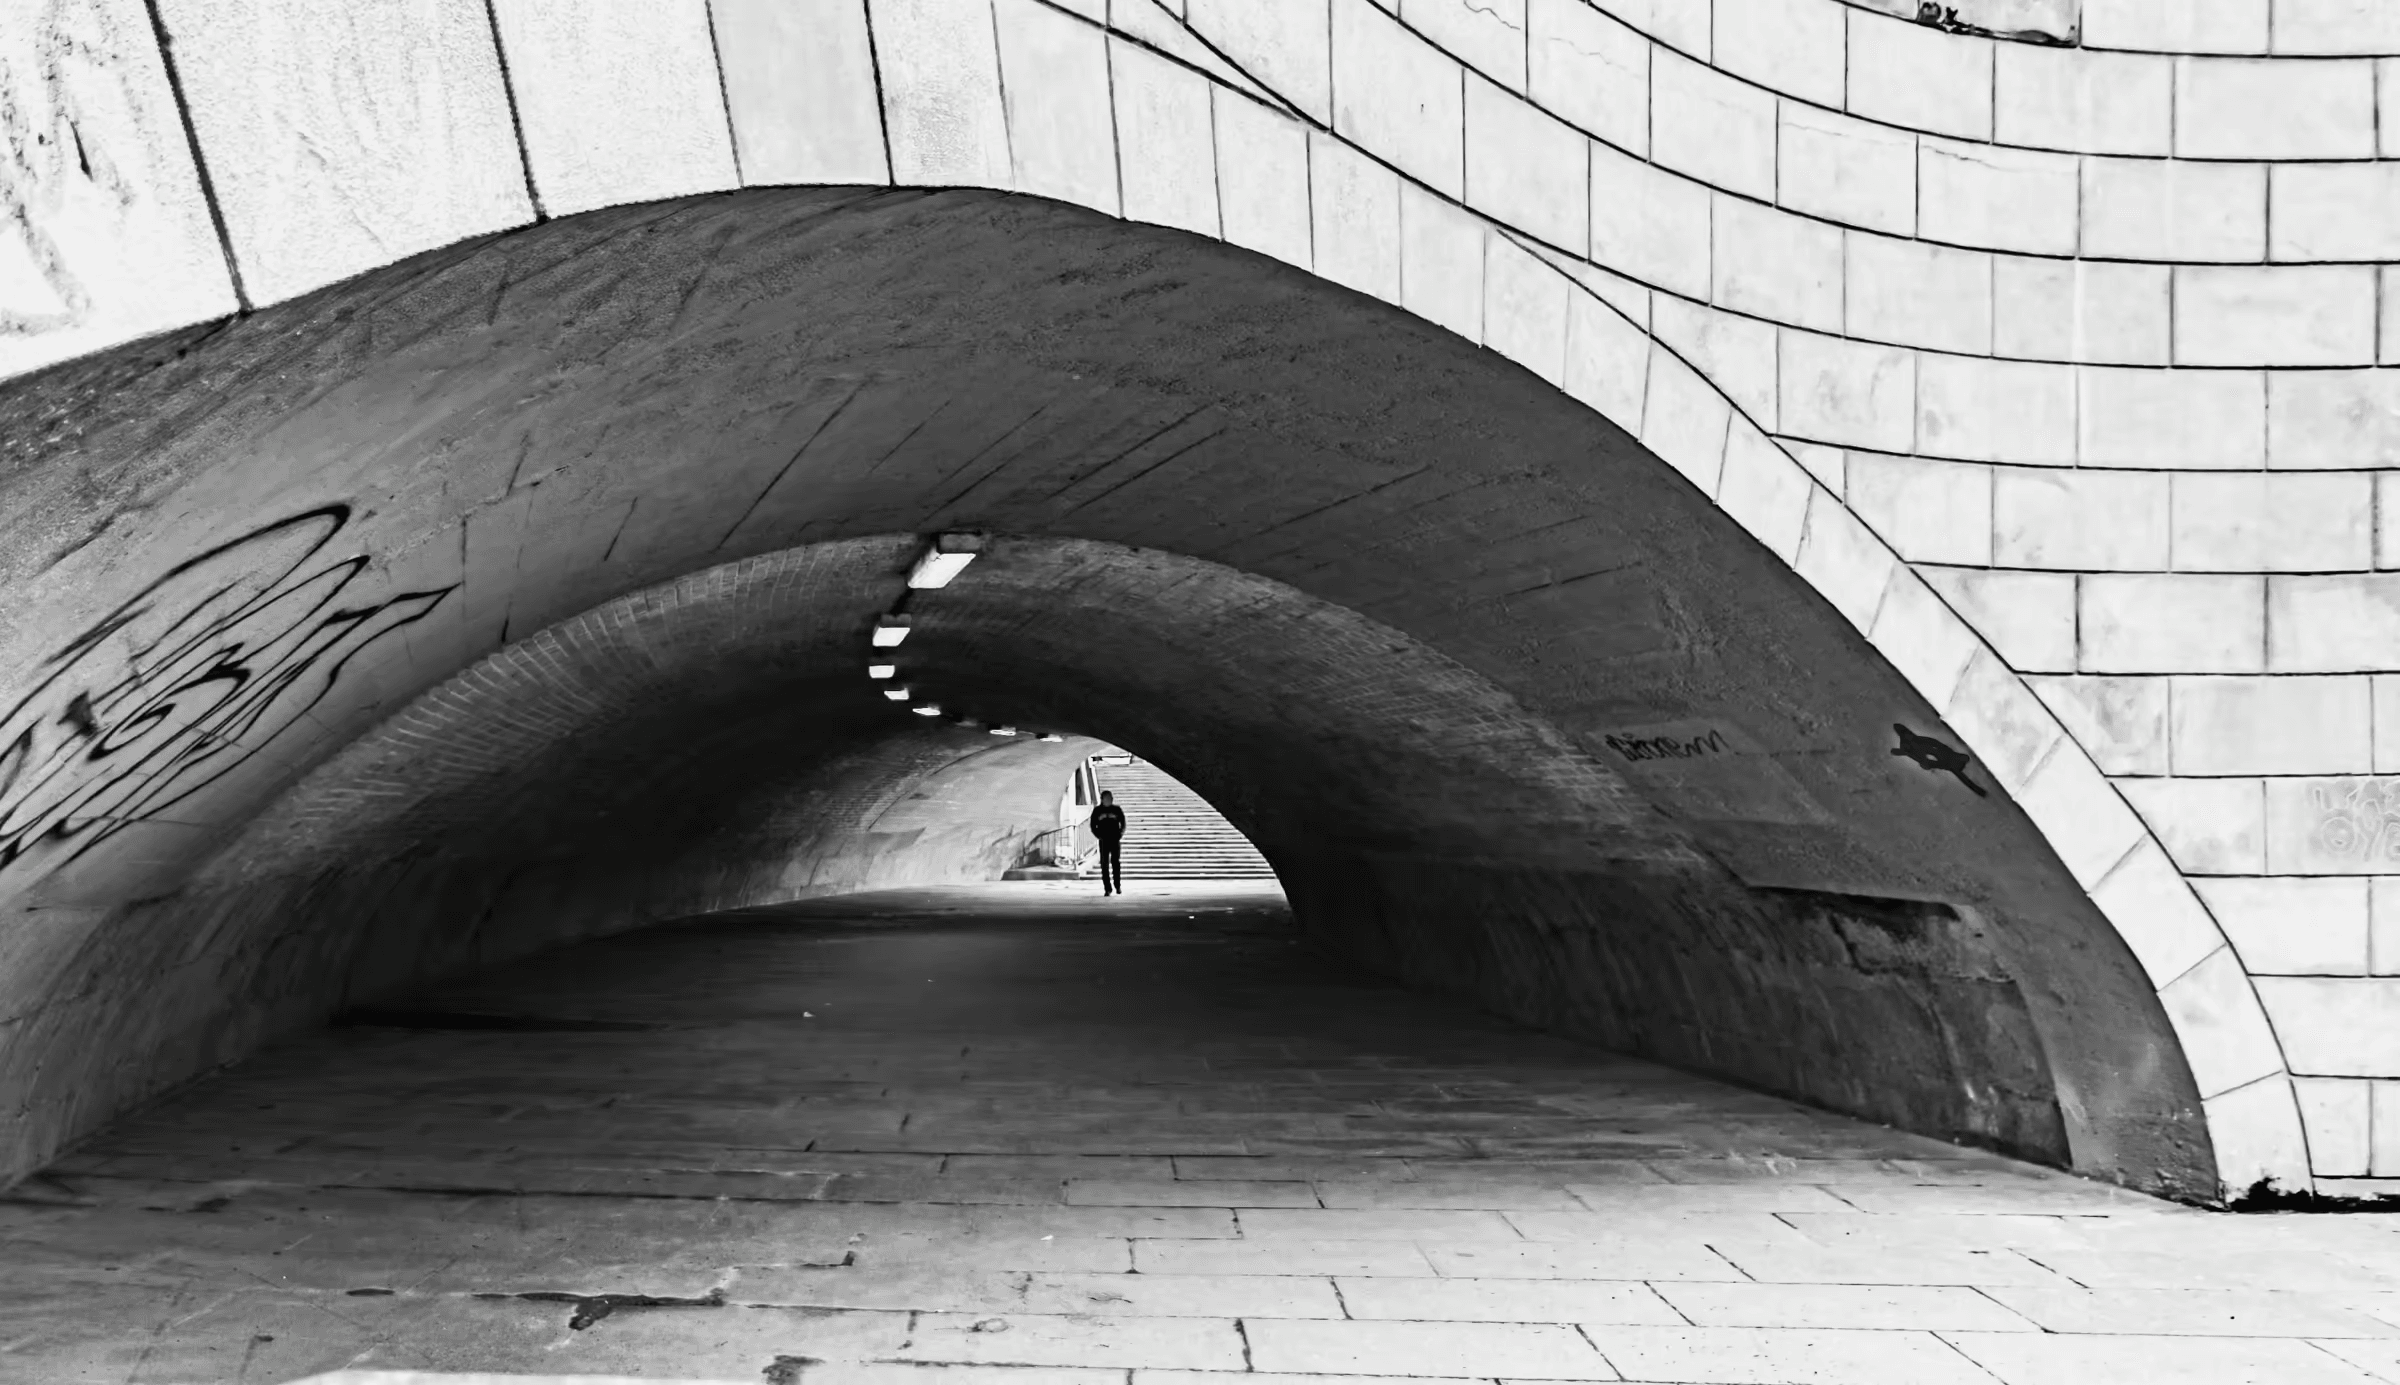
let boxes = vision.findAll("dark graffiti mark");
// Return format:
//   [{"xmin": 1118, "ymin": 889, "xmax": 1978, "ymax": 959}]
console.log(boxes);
[
  {"xmin": 1604, "ymin": 729, "xmax": 1729, "ymax": 763},
  {"xmin": 0, "ymin": 506, "xmax": 454, "ymax": 876},
  {"xmin": 1891, "ymin": 723, "xmax": 1987, "ymax": 797}
]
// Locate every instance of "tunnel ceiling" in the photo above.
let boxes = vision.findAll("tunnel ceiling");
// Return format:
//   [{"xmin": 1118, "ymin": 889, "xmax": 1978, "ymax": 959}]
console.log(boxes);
[{"xmin": 0, "ymin": 186, "xmax": 2208, "ymax": 1196}]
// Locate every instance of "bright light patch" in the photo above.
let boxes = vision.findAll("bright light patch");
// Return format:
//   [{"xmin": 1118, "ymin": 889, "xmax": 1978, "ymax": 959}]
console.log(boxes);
[
  {"xmin": 911, "ymin": 704, "xmax": 942, "ymax": 717},
  {"xmin": 872, "ymin": 617, "xmax": 911, "ymax": 647},
  {"xmin": 989, "ymin": 726, "xmax": 1017, "ymax": 736},
  {"xmin": 1037, "ymin": 733, "xmax": 1063, "ymax": 742},
  {"xmin": 907, "ymin": 533, "xmax": 984, "ymax": 589},
  {"xmin": 882, "ymin": 688, "xmax": 910, "ymax": 701},
  {"xmin": 868, "ymin": 663, "xmax": 897, "ymax": 679}
]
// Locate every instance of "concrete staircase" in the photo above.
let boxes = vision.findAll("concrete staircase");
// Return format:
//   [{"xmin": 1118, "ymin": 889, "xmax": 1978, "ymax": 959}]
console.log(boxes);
[{"xmin": 1092, "ymin": 760, "xmax": 1275, "ymax": 880}]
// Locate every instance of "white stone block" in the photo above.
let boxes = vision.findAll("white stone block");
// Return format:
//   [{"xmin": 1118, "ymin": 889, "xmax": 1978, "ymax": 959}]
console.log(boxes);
[
  {"xmin": 1843, "ymin": 235, "xmax": 1988, "ymax": 356},
  {"xmin": 1844, "ymin": 9, "xmax": 1990, "ymax": 141},
  {"xmin": 2094, "ymin": 839, "xmax": 2230, "ymax": 988},
  {"xmin": 2174, "ymin": 266, "xmax": 2376, "ymax": 369},
  {"xmin": 1992, "ymin": 44, "xmax": 2171, "ymax": 156},
  {"xmin": 2203, "ymin": 1076, "xmax": 2312, "ymax": 1198},
  {"xmin": 1484, "ymin": 235, "xmax": 1570, "ymax": 385},
  {"xmin": 1712, "ymin": 0, "xmax": 1843, "ymax": 107},
  {"xmin": 1563, "ymin": 284, "xmax": 1651, "ymax": 427},
  {"xmin": 1112, "ymin": 42, "xmax": 1218, "ymax": 237},
  {"xmin": 2196, "ymin": 876, "xmax": 2371, "ymax": 977},
  {"xmin": 1943, "ymin": 648, "xmax": 2065, "ymax": 794},
  {"xmin": 2081, "ymin": 0, "xmax": 2268, "ymax": 53},
  {"xmin": 1589, "ymin": 141, "xmax": 1710, "ymax": 300},
  {"xmin": 1991, "ymin": 469, "xmax": 2169, "ymax": 572},
  {"xmin": 2080, "ymin": 157, "xmax": 2266, "ymax": 264},
  {"xmin": 2268, "ymin": 370, "xmax": 2400, "ymax": 470},
  {"xmin": 2012, "ymin": 742, "xmax": 2146, "ymax": 889},
  {"xmin": 712, "ymin": 0, "xmax": 887, "ymax": 185},
  {"xmin": 2077, "ymin": 368, "xmax": 2266, "ymax": 470},
  {"xmin": 2171, "ymin": 675, "xmax": 2372, "ymax": 778},
  {"xmin": 865, "ymin": 0, "xmax": 1014, "ymax": 187},
  {"xmin": 1916, "ymin": 138, "xmax": 2077, "ymax": 257},
  {"xmin": 1112, "ymin": 0, "xmax": 1261, "ymax": 94},
  {"xmin": 2263, "ymin": 776, "xmax": 2400, "ymax": 874},
  {"xmin": 1651, "ymin": 297, "xmax": 1776, "ymax": 425},
  {"xmin": 1641, "ymin": 346, "xmax": 1733, "ymax": 494},
  {"xmin": 1922, "ymin": 567, "xmax": 2077, "ymax": 673},
  {"xmin": 1717, "ymin": 426, "xmax": 1811, "ymax": 561},
  {"xmin": 161, "ymin": 0, "xmax": 531, "ymax": 305},
  {"xmin": 1992, "ymin": 258, "xmax": 2170, "ymax": 366},
  {"xmin": 1399, "ymin": 184, "xmax": 1483, "ymax": 341},
  {"xmin": 2271, "ymin": 163, "xmax": 2400, "ymax": 263},
  {"xmin": 2027, "ymin": 675, "xmax": 2168, "ymax": 775},
  {"xmin": 1527, "ymin": 0, "xmax": 1649, "ymax": 155},
  {"xmin": 0, "ymin": 0, "xmax": 238, "ymax": 376},
  {"xmin": 2162, "ymin": 947, "xmax": 2287, "ymax": 1098},
  {"xmin": 1310, "ymin": 132, "xmax": 1402, "ymax": 301},
  {"xmin": 1778, "ymin": 330, "xmax": 1913, "ymax": 451},
  {"xmin": 1794, "ymin": 489, "xmax": 1895, "ymax": 633},
  {"xmin": 1464, "ymin": 75, "xmax": 1586, "ymax": 252},
  {"xmin": 1915, "ymin": 355, "xmax": 2077, "ymax": 464},
  {"xmin": 2269, "ymin": 576, "xmax": 2400, "ymax": 674},
  {"xmin": 1844, "ymin": 453, "xmax": 1989, "ymax": 565},
  {"xmin": 2175, "ymin": 56, "xmax": 2375, "ymax": 160},
  {"xmin": 2293, "ymin": 1078, "xmax": 2371, "ymax": 1178},
  {"xmin": 2386, "ymin": 59, "xmax": 2400, "ymax": 159},
  {"xmin": 489, "ymin": 0, "xmax": 738, "ymax": 217},
  {"xmin": 1332, "ymin": 0, "xmax": 1462, "ymax": 196},
  {"xmin": 2170, "ymin": 472, "xmax": 2372, "ymax": 572},
  {"xmin": 1215, "ymin": 91, "xmax": 1312, "ymax": 269},
  {"xmin": 1618, "ymin": 0, "xmax": 1711, "ymax": 54},
  {"xmin": 993, "ymin": 0, "xmax": 1118, "ymax": 212},
  {"xmin": 2274, "ymin": 0, "xmax": 2400, "ymax": 54},
  {"xmin": 1405, "ymin": 0, "xmax": 1526, "ymax": 91},
  {"xmin": 1650, "ymin": 47, "xmax": 1776, "ymax": 201},
  {"xmin": 2377, "ymin": 878, "xmax": 2400, "ymax": 973},
  {"xmin": 2079, "ymin": 574, "xmax": 2266, "ymax": 674},
  {"xmin": 1188, "ymin": 0, "xmax": 1331, "ymax": 123},
  {"xmin": 1784, "ymin": 439, "xmax": 1845, "ymax": 491},
  {"xmin": 1775, "ymin": 105, "xmax": 1915, "ymax": 237},
  {"xmin": 1870, "ymin": 566, "xmax": 1982, "ymax": 705},
  {"xmin": 2121, "ymin": 777, "xmax": 2266, "ymax": 874},
  {"xmin": 2256, "ymin": 978, "xmax": 2400, "ymax": 1076}
]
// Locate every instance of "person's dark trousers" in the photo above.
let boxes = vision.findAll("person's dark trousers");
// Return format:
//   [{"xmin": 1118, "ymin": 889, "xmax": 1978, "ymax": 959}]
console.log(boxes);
[{"xmin": 1098, "ymin": 840, "xmax": 1122, "ymax": 894}]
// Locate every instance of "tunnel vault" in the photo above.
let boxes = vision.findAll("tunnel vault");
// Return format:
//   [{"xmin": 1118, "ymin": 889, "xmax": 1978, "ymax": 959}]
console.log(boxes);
[{"xmin": 0, "ymin": 187, "xmax": 2211, "ymax": 1197}]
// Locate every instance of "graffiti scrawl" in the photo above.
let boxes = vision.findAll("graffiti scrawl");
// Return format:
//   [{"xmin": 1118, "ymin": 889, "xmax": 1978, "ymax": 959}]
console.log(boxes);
[{"xmin": 0, "ymin": 506, "xmax": 453, "ymax": 876}]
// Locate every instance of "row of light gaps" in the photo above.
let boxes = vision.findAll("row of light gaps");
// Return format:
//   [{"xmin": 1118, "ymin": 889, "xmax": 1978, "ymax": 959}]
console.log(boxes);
[{"xmin": 868, "ymin": 534, "xmax": 1062, "ymax": 742}]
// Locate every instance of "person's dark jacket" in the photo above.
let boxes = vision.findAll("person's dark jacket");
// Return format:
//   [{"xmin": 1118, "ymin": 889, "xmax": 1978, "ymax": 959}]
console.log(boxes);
[{"xmin": 1090, "ymin": 803, "xmax": 1126, "ymax": 842}]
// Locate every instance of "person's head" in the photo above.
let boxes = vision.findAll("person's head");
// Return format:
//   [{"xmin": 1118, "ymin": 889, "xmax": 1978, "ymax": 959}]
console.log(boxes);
[{"xmin": 1100, "ymin": 791, "xmax": 1114, "ymax": 803}]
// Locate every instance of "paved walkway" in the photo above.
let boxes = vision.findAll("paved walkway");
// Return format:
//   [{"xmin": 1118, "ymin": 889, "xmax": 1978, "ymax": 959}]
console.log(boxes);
[{"xmin": 6, "ymin": 882, "xmax": 2398, "ymax": 1384}]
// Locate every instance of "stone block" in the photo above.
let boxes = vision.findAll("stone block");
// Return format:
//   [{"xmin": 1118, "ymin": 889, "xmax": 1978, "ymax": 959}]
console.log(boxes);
[
  {"xmin": 1776, "ymin": 105, "xmax": 1915, "ymax": 237},
  {"xmin": 1916, "ymin": 137, "xmax": 2076, "ymax": 257},
  {"xmin": 994, "ymin": 0, "xmax": 1118, "ymax": 213},
  {"xmin": 2120, "ymin": 777, "xmax": 2266, "ymax": 874},
  {"xmin": 2077, "ymin": 368, "xmax": 2266, "ymax": 470},
  {"xmin": 2081, "ymin": 0, "xmax": 2268, "ymax": 52},
  {"xmin": 1992, "ymin": 258, "xmax": 2170, "ymax": 366},
  {"xmin": 1310, "ymin": 133, "xmax": 1402, "ymax": 302},
  {"xmin": 2170, "ymin": 472, "xmax": 2372, "ymax": 572},
  {"xmin": 1845, "ymin": 9, "xmax": 1991, "ymax": 141},
  {"xmin": 2381, "ymin": 1080, "xmax": 2400, "ymax": 1174},
  {"xmin": 2275, "ymin": 0, "xmax": 2400, "ymax": 53},
  {"xmin": 2265, "ymin": 776, "xmax": 2400, "ymax": 876},
  {"xmin": 1188, "ymin": 0, "xmax": 1329, "ymax": 124},
  {"xmin": 1843, "ymin": 453, "xmax": 1990, "ymax": 565},
  {"xmin": 1562, "ymin": 286, "xmax": 1650, "ymax": 426},
  {"xmin": 2161, "ymin": 947, "xmax": 2286, "ymax": 1098},
  {"xmin": 1464, "ymin": 74, "xmax": 1586, "ymax": 252},
  {"xmin": 2028, "ymin": 675, "xmax": 2168, "ymax": 776},
  {"xmin": 2255, "ymin": 977, "xmax": 2400, "ymax": 1075},
  {"xmin": 2092, "ymin": 839, "xmax": 2229, "ymax": 988},
  {"xmin": 1992, "ymin": 468, "xmax": 2169, "ymax": 572},
  {"xmin": 1247, "ymin": 1319, "xmax": 1608, "ymax": 1378},
  {"xmin": 1793, "ymin": 490, "xmax": 1895, "ymax": 634},
  {"xmin": 1992, "ymin": 45, "xmax": 2171, "ymax": 156},
  {"xmin": 2079, "ymin": 574, "xmax": 2265, "ymax": 674},
  {"xmin": 1589, "ymin": 140, "xmax": 1710, "ymax": 299},
  {"xmin": 491, "ymin": 0, "xmax": 742, "ymax": 217},
  {"xmin": 1916, "ymin": 356, "xmax": 2075, "ymax": 465},
  {"xmin": 1398, "ymin": 184, "xmax": 1483, "ymax": 342},
  {"xmin": 2171, "ymin": 675, "xmax": 2372, "ymax": 778},
  {"xmin": 1922, "ymin": 569, "xmax": 2076, "ymax": 672},
  {"xmin": 2174, "ymin": 266, "xmax": 2376, "ymax": 368},
  {"xmin": 1215, "ymin": 92, "xmax": 1311, "ymax": 269},
  {"xmin": 1869, "ymin": 568, "xmax": 1983, "ymax": 708},
  {"xmin": 1332, "ymin": 0, "xmax": 1462, "ymax": 197},
  {"xmin": 1777, "ymin": 330, "xmax": 1913, "ymax": 452},
  {"xmin": 158, "ymin": 0, "xmax": 530, "ymax": 305},
  {"xmin": 1528, "ymin": 0, "xmax": 1648, "ymax": 154},
  {"xmin": 2385, "ymin": 272, "xmax": 2400, "ymax": 363},
  {"xmin": 2012, "ymin": 743, "xmax": 2146, "ymax": 889},
  {"xmin": 2196, "ymin": 875, "xmax": 2371, "ymax": 977},
  {"xmin": 1943, "ymin": 649, "xmax": 2065, "ymax": 794},
  {"xmin": 1651, "ymin": 47, "xmax": 1776, "ymax": 201},
  {"xmin": 866, "ymin": 0, "xmax": 1014, "ymax": 187},
  {"xmin": 2385, "ymin": 478, "xmax": 2400, "ymax": 568},
  {"xmin": 1484, "ymin": 235, "xmax": 1569, "ymax": 385},
  {"xmin": 1713, "ymin": 198, "xmax": 1839, "ymax": 332},
  {"xmin": 2079, "ymin": 157, "xmax": 2266, "ymax": 264},
  {"xmin": 2380, "ymin": 679, "xmax": 2400, "ymax": 771},
  {"xmin": 1785, "ymin": 439, "xmax": 1845, "ymax": 491},
  {"xmin": 1114, "ymin": 42, "xmax": 1218, "ymax": 237},
  {"xmin": 2268, "ymin": 370, "xmax": 2400, "ymax": 470},
  {"xmin": 2387, "ymin": 58, "xmax": 2400, "ymax": 158},
  {"xmin": 712, "ymin": 0, "xmax": 888, "ymax": 186},
  {"xmin": 2294, "ymin": 1077, "xmax": 2372, "ymax": 1175},
  {"xmin": 1844, "ymin": 235, "xmax": 1989, "ymax": 356},
  {"xmin": 1717, "ymin": 426, "xmax": 1811, "ymax": 563},
  {"xmin": 2175, "ymin": 55, "xmax": 2375, "ymax": 160},
  {"xmin": 1405, "ymin": 0, "xmax": 1526, "ymax": 91},
  {"xmin": 2271, "ymin": 163, "xmax": 2400, "ymax": 262},
  {"xmin": 1583, "ymin": 1325, "xmax": 1998, "ymax": 1384},
  {"xmin": 2201, "ymin": 1075, "xmax": 2312, "ymax": 1199},
  {"xmin": 2269, "ymin": 575, "xmax": 2400, "ymax": 673},
  {"xmin": 1712, "ymin": 0, "xmax": 1844, "ymax": 107},
  {"xmin": 1640, "ymin": 347, "xmax": 1733, "ymax": 494},
  {"xmin": 1635, "ymin": 0, "xmax": 1713, "ymax": 53},
  {"xmin": 1651, "ymin": 297, "xmax": 1776, "ymax": 424}
]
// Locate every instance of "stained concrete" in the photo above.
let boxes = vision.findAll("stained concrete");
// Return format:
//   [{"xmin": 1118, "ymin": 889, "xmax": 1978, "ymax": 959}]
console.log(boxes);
[{"xmin": 7, "ymin": 884, "xmax": 2395, "ymax": 1384}]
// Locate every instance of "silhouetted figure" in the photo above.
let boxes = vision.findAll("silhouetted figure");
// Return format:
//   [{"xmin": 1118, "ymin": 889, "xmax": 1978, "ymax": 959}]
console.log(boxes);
[{"xmin": 1090, "ymin": 790, "xmax": 1127, "ymax": 895}]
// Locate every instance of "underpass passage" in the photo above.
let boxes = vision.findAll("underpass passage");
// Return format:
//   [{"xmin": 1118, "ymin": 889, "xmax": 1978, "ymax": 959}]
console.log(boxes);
[{"xmin": 21, "ymin": 883, "xmax": 2389, "ymax": 1385}]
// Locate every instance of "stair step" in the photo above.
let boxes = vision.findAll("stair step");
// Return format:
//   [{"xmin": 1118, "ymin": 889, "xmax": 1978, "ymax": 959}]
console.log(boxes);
[{"xmin": 1092, "ymin": 760, "xmax": 1273, "ymax": 883}]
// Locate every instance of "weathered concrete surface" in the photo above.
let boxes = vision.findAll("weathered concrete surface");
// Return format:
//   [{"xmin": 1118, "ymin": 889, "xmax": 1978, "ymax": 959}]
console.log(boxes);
[
  {"xmin": 8, "ymin": 885, "xmax": 2395, "ymax": 1385},
  {"xmin": 0, "ymin": 189, "xmax": 2205, "ymax": 1196}
]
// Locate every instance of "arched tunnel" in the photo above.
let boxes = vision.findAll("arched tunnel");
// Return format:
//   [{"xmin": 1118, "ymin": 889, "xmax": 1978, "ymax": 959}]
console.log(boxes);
[{"xmin": 1, "ymin": 186, "xmax": 2236, "ymax": 1375}]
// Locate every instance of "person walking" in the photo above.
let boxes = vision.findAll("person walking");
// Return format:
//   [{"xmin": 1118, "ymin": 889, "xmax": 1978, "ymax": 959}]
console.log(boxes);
[{"xmin": 1090, "ymin": 789, "xmax": 1127, "ymax": 895}]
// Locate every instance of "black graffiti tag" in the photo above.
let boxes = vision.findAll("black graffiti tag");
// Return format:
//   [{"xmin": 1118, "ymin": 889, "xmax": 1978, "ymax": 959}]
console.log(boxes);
[{"xmin": 0, "ymin": 506, "xmax": 453, "ymax": 876}]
